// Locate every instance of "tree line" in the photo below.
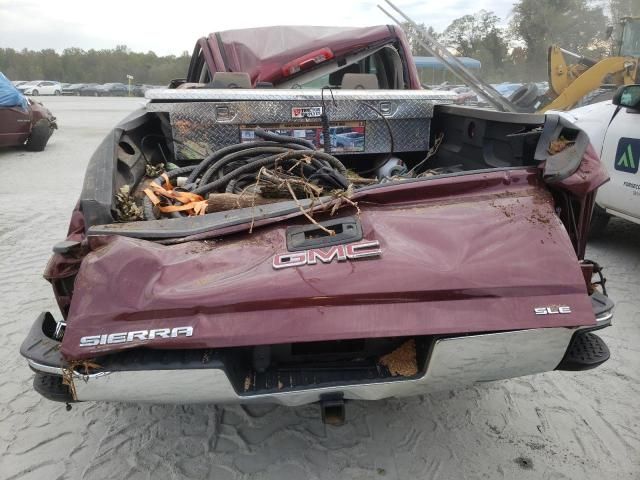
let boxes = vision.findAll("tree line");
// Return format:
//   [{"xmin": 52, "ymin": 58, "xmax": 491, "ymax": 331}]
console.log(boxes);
[
  {"xmin": 0, "ymin": 0, "xmax": 638, "ymax": 85},
  {"xmin": 0, "ymin": 45, "xmax": 191, "ymax": 85}
]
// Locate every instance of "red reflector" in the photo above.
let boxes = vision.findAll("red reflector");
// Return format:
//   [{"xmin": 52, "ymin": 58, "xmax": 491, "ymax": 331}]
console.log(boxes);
[{"xmin": 281, "ymin": 47, "xmax": 334, "ymax": 77}]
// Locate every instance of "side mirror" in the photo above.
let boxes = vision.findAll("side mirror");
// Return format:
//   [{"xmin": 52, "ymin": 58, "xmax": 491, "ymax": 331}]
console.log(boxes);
[
  {"xmin": 613, "ymin": 84, "xmax": 640, "ymax": 110},
  {"xmin": 605, "ymin": 25, "xmax": 614, "ymax": 39}
]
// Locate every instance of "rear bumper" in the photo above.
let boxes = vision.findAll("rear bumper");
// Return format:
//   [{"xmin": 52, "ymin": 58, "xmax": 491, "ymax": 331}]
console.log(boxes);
[{"xmin": 21, "ymin": 295, "xmax": 613, "ymax": 405}]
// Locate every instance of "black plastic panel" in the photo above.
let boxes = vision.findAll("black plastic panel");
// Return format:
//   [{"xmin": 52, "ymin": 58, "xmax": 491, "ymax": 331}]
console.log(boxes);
[
  {"xmin": 556, "ymin": 332, "xmax": 610, "ymax": 371},
  {"xmin": 286, "ymin": 216, "xmax": 362, "ymax": 251}
]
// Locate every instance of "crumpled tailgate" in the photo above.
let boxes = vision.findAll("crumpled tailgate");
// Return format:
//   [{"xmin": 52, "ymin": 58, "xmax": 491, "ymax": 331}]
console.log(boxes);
[{"xmin": 61, "ymin": 168, "xmax": 597, "ymax": 360}]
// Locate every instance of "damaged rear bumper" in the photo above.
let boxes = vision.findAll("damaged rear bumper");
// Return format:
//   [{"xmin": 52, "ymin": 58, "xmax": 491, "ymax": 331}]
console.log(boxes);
[{"xmin": 21, "ymin": 293, "xmax": 613, "ymax": 406}]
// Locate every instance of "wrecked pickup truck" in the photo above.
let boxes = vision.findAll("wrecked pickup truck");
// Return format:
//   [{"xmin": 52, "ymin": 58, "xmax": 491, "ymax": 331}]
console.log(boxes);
[{"xmin": 21, "ymin": 26, "xmax": 613, "ymax": 422}]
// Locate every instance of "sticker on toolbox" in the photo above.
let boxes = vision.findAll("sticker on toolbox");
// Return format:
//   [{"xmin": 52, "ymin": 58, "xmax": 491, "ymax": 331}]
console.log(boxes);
[
  {"xmin": 240, "ymin": 122, "xmax": 365, "ymax": 153},
  {"xmin": 291, "ymin": 106, "xmax": 323, "ymax": 118}
]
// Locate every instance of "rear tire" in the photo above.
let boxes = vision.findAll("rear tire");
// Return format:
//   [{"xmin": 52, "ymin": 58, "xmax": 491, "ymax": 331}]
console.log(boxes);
[
  {"xmin": 25, "ymin": 119, "xmax": 52, "ymax": 152},
  {"xmin": 589, "ymin": 204, "xmax": 610, "ymax": 238},
  {"xmin": 54, "ymin": 90, "xmax": 61, "ymax": 96}
]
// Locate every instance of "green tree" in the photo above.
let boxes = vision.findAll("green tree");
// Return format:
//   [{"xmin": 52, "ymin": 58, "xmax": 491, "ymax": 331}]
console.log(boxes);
[
  {"xmin": 0, "ymin": 46, "xmax": 192, "ymax": 84},
  {"xmin": 442, "ymin": 10, "xmax": 508, "ymax": 81},
  {"xmin": 510, "ymin": 0, "xmax": 608, "ymax": 79}
]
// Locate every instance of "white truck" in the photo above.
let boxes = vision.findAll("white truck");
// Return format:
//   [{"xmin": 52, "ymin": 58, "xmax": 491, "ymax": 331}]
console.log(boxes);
[{"xmin": 556, "ymin": 84, "xmax": 640, "ymax": 234}]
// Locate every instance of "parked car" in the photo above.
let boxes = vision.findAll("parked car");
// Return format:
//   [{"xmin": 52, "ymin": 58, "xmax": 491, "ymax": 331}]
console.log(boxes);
[
  {"xmin": 130, "ymin": 84, "xmax": 154, "ymax": 97},
  {"xmin": 62, "ymin": 83, "xmax": 87, "ymax": 96},
  {"xmin": 18, "ymin": 80, "xmax": 62, "ymax": 96},
  {"xmin": 77, "ymin": 83, "xmax": 100, "ymax": 96},
  {"xmin": 0, "ymin": 73, "xmax": 57, "ymax": 151},
  {"xmin": 20, "ymin": 26, "xmax": 613, "ymax": 423},
  {"xmin": 555, "ymin": 84, "xmax": 640, "ymax": 234},
  {"xmin": 83, "ymin": 83, "xmax": 129, "ymax": 97}
]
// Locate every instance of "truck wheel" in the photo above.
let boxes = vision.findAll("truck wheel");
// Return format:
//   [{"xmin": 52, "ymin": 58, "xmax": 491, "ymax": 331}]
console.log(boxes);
[
  {"xmin": 25, "ymin": 119, "xmax": 52, "ymax": 152},
  {"xmin": 589, "ymin": 205, "xmax": 610, "ymax": 238}
]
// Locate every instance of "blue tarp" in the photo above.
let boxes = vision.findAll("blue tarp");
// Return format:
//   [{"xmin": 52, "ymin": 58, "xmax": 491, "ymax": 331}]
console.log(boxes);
[{"xmin": 0, "ymin": 72, "xmax": 28, "ymax": 109}]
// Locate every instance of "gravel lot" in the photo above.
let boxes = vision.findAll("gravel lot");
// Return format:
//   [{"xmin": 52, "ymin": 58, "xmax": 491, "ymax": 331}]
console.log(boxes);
[{"xmin": 1, "ymin": 97, "xmax": 639, "ymax": 480}]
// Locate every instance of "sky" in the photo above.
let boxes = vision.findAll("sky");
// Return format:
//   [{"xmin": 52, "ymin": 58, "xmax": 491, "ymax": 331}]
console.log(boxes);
[{"xmin": 0, "ymin": 0, "xmax": 517, "ymax": 56}]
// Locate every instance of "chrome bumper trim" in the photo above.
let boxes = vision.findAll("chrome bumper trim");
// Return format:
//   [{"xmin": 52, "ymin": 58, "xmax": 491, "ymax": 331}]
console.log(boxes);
[
  {"xmin": 594, "ymin": 310, "xmax": 613, "ymax": 328},
  {"xmin": 27, "ymin": 359, "xmax": 64, "ymax": 376},
  {"xmin": 29, "ymin": 327, "xmax": 583, "ymax": 405}
]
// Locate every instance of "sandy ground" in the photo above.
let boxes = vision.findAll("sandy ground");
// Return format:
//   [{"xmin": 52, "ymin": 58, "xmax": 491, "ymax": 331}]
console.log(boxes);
[{"xmin": 0, "ymin": 97, "xmax": 639, "ymax": 480}]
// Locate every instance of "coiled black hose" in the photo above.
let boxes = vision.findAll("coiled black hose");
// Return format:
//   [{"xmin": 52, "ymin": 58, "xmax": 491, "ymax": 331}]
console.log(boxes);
[
  {"xmin": 253, "ymin": 127, "xmax": 315, "ymax": 149},
  {"xmin": 194, "ymin": 149, "xmax": 348, "ymax": 196},
  {"xmin": 144, "ymin": 131, "xmax": 349, "ymax": 220},
  {"xmin": 198, "ymin": 145, "xmax": 308, "ymax": 187},
  {"xmin": 185, "ymin": 140, "xmax": 307, "ymax": 185}
]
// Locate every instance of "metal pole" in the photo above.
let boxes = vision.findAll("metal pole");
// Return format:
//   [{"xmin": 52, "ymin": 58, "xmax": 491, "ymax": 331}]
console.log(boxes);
[{"xmin": 378, "ymin": 0, "xmax": 518, "ymax": 112}]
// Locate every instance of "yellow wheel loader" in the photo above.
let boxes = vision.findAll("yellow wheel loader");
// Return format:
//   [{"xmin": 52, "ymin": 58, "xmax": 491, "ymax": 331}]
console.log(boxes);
[{"xmin": 540, "ymin": 17, "xmax": 639, "ymax": 112}]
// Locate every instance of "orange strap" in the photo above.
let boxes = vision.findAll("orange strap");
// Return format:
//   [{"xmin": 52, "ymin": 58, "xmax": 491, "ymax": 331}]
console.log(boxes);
[
  {"xmin": 161, "ymin": 173, "xmax": 173, "ymax": 191},
  {"xmin": 143, "ymin": 179, "xmax": 207, "ymax": 216}
]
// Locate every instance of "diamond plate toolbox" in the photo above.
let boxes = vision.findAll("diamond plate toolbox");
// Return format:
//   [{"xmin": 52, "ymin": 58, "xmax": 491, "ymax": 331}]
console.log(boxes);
[{"xmin": 145, "ymin": 89, "xmax": 455, "ymax": 160}]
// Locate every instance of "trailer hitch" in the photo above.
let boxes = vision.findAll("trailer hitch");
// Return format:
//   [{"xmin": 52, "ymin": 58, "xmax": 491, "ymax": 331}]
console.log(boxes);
[{"xmin": 320, "ymin": 394, "xmax": 346, "ymax": 426}]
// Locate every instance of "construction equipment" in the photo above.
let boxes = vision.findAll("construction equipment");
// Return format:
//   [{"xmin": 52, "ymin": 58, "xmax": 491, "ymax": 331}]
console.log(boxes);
[
  {"xmin": 380, "ymin": 3, "xmax": 638, "ymax": 114},
  {"xmin": 541, "ymin": 17, "xmax": 640, "ymax": 111}
]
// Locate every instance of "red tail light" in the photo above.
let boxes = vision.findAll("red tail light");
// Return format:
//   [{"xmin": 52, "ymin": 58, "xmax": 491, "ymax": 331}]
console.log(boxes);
[{"xmin": 281, "ymin": 47, "xmax": 335, "ymax": 77}]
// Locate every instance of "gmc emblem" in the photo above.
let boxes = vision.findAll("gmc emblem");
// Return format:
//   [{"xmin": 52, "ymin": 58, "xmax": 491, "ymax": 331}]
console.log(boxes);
[{"xmin": 273, "ymin": 240, "xmax": 381, "ymax": 269}]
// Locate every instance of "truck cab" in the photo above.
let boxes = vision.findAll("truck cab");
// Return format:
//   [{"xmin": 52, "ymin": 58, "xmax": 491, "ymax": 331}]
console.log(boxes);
[{"xmin": 180, "ymin": 25, "xmax": 422, "ymax": 90}]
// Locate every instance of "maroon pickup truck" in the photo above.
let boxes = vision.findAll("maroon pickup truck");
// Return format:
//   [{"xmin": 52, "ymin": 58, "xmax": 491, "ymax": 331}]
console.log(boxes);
[{"xmin": 21, "ymin": 26, "xmax": 613, "ymax": 423}]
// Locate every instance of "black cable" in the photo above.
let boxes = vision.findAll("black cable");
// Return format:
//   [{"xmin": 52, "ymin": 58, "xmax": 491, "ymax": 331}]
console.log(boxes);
[
  {"xmin": 321, "ymin": 87, "xmax": 337, "ymax": 154},
  {"xmin": 197, "ymin": 144, "xmax": 311, "ymax": 187},
  {"xmin": 186, "ymin": 140, "xmax": 302, "ymax": 184},
  {"xmin": 194, "ymin": 149, "xmax": 348, "ymax": 196},
  {"xmin": 254, "ymin": 128, "xmax": 315, "ymax": 149},
  {"xmin": 144, "ymin": 131, "xmax": 349, "ymax": 220}
]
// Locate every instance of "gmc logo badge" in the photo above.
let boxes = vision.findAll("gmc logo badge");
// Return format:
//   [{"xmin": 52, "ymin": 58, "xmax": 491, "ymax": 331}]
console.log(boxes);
[{"xmin": 273, "ymin": 240, "xmax": 381, "ymax": 269}]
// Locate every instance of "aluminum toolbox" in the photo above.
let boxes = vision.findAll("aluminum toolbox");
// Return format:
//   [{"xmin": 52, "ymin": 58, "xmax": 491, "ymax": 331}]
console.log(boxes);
[{"xmin": 145, "ymin": 89, "xmax": 456, "ymax": 160}]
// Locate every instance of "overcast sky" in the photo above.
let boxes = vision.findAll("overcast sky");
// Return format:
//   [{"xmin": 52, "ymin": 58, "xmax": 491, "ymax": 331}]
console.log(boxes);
[{"xmin": 0, "ymin": 0, "xmax": 516, "ymax": 56}]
